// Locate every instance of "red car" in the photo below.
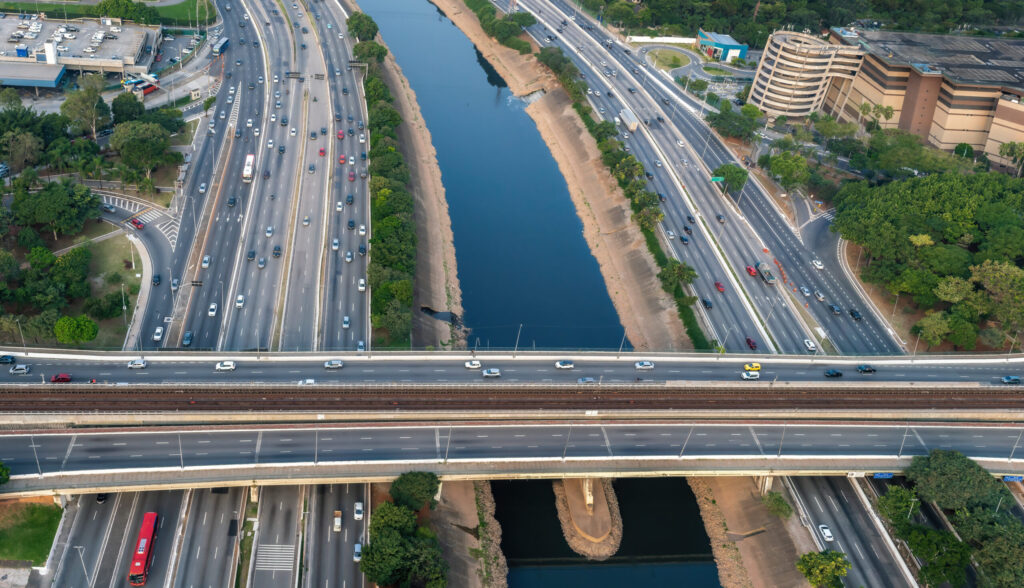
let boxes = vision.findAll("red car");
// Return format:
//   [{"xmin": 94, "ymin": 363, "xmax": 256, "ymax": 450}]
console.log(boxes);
[
  {"xmin": 339, "ymin": 154, "xmax": 346, "ymax": 164},
  {"xmin": 129, "ymin": 218, "xmax": 145, "ymax": 230},
  {"xmin": 50, "ymin": 373, "xmax": 72, "ymax": 383},
  {"xmin": 746, "ymin": 337, "xmax": 757, "ymax": 350},
  {"xmin": 319, "ymin": 147, "xmax": 325, "ymax": 157},
  {"xmin": 714, "ymin": 281, "xmax": 725, "ymax": 293},
  {"xmin": 348, "ymin": 171, "xmax": 355, "ymax": 182},
  {"xmin": 337, "ymin": 130, "xmax": 344, "ymax": 140},
  {"xmin": 745, "ymin": 265, "xmax": 757, "ymax": 276},
  {"xmin": 155, "ymin": 54, "xmax": 162, "ymax": 62}
]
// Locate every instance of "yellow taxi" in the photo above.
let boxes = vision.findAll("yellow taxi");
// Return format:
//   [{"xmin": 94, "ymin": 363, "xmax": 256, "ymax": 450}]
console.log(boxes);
[{"xmin": 743, "ymin": 363, "xmax": 761, "ymax": 371}]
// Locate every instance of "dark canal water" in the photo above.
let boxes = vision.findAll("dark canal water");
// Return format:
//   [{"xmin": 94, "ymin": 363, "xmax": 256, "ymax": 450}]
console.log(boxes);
[
  {"xmin": 492, "ymin": 478, "xmax": 720, "ymax": 586},
  {"xmin": 357, "ymin": 0, "xmax": 627, "ymax": 350}
]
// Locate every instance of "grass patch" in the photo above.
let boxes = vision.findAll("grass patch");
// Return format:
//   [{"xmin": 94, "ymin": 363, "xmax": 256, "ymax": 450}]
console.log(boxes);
[
  {"xmin": 0, "ymin": 503, "xmax": 62, "ymax": 565},
  {"xmin": 234, "ymin": 501, "xmax": 258, "ymax": 588},
  {"xmin": 703, "ymin": 65, "xmax": 733, "ymax": 76},
  {"xmin": 156, "ymin": 0, "xmax": 216, "ymax": 24},
  {"xmin": 51, "ymin": 218, "xmax": 118, "ymax": 252},
  {"xmin": 647, "ymin": 48, "xmax": 689, "ymax": 70},
  {"xmin": 0, "ymin": 0, "xmax": 217, "ymax": 25},
  {"xmin": 170, "ymin": 119, "xmax": 198, "ymax": 146},
  {"xmin": 80, "ymin": 234, "xmax": 143, "ymax": 350}
]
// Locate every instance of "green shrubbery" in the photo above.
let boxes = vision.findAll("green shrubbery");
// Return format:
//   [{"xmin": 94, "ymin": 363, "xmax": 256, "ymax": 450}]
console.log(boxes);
[{"xmin": 464, "ymin": 0, "xmax": 535, "ymax": 54}]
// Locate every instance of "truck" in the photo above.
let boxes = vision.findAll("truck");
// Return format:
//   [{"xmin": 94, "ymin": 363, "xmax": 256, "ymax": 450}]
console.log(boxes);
[
  {"xmin": 619, "ymin": 107, "xmax": 639, "ymax": 132},
  {"xmin": 755, "ymin": 262, "xmax": 777, "ymax": 285},
  {"xmin": 333, "ymin": 510, "xmax": 342, "ymax": 532}
]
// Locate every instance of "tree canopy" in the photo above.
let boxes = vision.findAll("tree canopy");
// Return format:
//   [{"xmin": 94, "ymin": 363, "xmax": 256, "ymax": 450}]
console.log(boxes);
[
  {"xmin": 347, "ymin": 12, "xmax": 379, "ymax": 42},
  {"xmin": 796, "ymin": 550, "xmax": 851, "ymax": 588},
  {"xmin": 390, "ymin": 471, "xmax": 440, "ymax": 511}
]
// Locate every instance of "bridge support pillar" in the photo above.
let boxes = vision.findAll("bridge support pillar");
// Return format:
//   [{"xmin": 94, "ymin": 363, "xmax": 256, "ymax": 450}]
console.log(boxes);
[
  {"xmin": 756, "ymin": 475, "xmax": 774, "ymax": 495},
  {"xmin": 249, "ymin": 485, "xmax": 259, "ymax": 503}
]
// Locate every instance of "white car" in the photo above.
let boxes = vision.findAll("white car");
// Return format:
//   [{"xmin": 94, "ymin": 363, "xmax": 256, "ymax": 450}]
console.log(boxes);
[
  {"xmin": 336, "ymin": 201, "xmax": 343, "ymax": 212},
  {"xmin": 332, "ymin": 238, "xmax": 339, "ymax": 251},
  {"xmin": 201, "ymin": 255, "xmax": 211, "ymax": 268},
  {"xmin": 271, "ymin": 113, "xmax": 277, "ymax": 122},
  {"xmin": 235, "ymin": 294, "xmax": 245, "ymax": 309},
  {"xmin": 246, "ymin": 118, "xmax": 253, "ymax": 128},
  {"xmin": 666, "ymin": 230, "xmax": 675, "ymax": 240},
  {"xmin": 554, "ymin": 360, "xmax": 574, "ymax": 369},
  {"xmin": 345, "ymin": 251, "xmax": 353, "ymax": 263},
  {"xmin": 804, "ymin": 339, "xmax": 818, "ymax": 352},
  {"xmin": 465, "ymin": 360, "xmax": 482, "ymax": 369},
  {"xmin": 358, "ymin": 133, "xmax": 365, "ymax": 144},
  {"xmin": 127, "ymin": 359, "xmax": 147, "ymax": 369},
  {"xmin": 482, "ymin": 368, "xmax": 501, "ymax": 378},
  {"xmin": 268, "ymin": 139, "xmax": 274, "ymax": 149},
  {"xmin": 342, "ymin": 316, "xmax": 350, "ymax": 329},
  {"xmin": 215, "ymin": 360, "xmax": 236, "ymax": 371},
  {"xmin": 812, "ymin": 259, "xmax": 824, "ymax": 270},
  {"xmin": 253, "ymin": 128, "xmax": 260, "ymax": 137},
  {"xmin": 353, "ymin": 543, "xmax": 361, "ymax": 562},
  {"xmin": 290, "ymin": 127, "xmax": 297, "ymax": 136},
  {"xmin": 818, "ymin": 524, "xmax": 834, "ymax": 542},
  {"xmin": 358, "ymin": 224, "xmax": 366, "ymax": 236},
  {"xmin": 676, "ymin": 140, "xmax": 684, "ymax": 147},
  {"xmin": 199, "ymin": 182, "xmax": 207, "ymax": 193},
  {"xmin": 354, "ymin": 502, "xmax": 363, "ymax": 520},
  {"xmin": 152, "ymin": 326, "xmax": 164, "ymax": 342},
  {"xmin": 208, "ymin": 303, "xmax": 218, "ymax": 317},
  {"xmin": 741, "ymin": 371, "xmax": 760, "ymax": 380},
  {"xmin": 265, "ymin": 226, "xmax": 273, "ymax": 237},
  {"xmin": 324, "ymin": 360, "xmax": 344, "ymax": 369},
  {"xmin": 358, "ymin": 278, "xmax": 366, "ymax": 292},
  {"xmin": 634, "ymin": 361, "xmax": 655, "ymax": 370}
]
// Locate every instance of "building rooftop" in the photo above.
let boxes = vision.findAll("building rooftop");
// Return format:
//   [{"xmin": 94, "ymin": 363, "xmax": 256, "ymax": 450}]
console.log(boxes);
[
  {"xmin": 701, "ymin": 30, "xmax": 745, "ymax": 47},
  {"xmin": 0, "ymin": 61, "xmax": 63, "ymax": 87},
  {"xmin": 833, "ymin": 27, "xmax": 1024, "ymax": 92}
]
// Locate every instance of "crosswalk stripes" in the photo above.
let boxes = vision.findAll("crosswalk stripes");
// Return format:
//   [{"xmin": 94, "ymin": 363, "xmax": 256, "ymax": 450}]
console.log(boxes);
[
  {"xmin": 254, "ymin": 543, "xmax": 294, "ymax": 571},
  {"xmin": 101, "ymin": 194, "xmax": 143, "ymax": 213}
]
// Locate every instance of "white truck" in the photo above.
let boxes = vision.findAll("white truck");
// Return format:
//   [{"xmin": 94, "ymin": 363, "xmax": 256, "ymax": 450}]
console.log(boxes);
[
  {"xmin": 619, "ymin": 107, "xmax": 640, "ymax": 132},
  {"xmin": 333, "ymin": 510, "xmax": 342, "ymax": 532}
]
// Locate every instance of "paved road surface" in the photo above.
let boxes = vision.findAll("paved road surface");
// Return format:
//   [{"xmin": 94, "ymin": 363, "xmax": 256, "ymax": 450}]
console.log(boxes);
[
  {"xmin": 173, "ymin": 487, "xmax": 244, "ymax": 588},
  {"xmin": 304, "ymin": 484, "xmax": 366, "ymax": 588},
  {"xmin": 251, "ymin": 486, "xmax": 302, "ymax": 588}
]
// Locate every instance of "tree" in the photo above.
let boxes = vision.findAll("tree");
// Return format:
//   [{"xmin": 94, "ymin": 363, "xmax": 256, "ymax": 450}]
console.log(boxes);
[
  {"xmin": 796, "ymin": 550, "xmax": 851, "ymax": 588},
  {"xmin": 390, "ymin": 471, "xmax": 440, "ymax": 510},
  {"xmin": 954, "ymin": 142, "xmax": 974, "ymax": 159},
  {"xmin": 0, "ymin": 461, "xmax": 8, "ymax": 485},
  {"xmin": 688, "ymin": 78, "xmax": 708, "ymax": 93},
  {"xmin": 906, "ymin": 449, "xmax": 1009, "ymax": 511},
  {"xmin": 857, "ymin": 101, "xmax": 873, "ymax": 128},
  {"xmin": 633, "ymin": 207, "xmax": 664, "ymax": 231},
  {"xmin": 914, "ymin": 310, "xmax": 950, "ymax": 348},
  {"xmin": 53, "ymin": 314, "xmax": 98, "ymax": 344},
  {"xmin": 761, "ymin": 491, "xmax": 792, "ymax": 518},
  {"xmin": 370, "ymin": 501, "xmax": 417, "ymax": 536},
  {"xmin": 970, "ymin": 260, "xmax": 1024, "ymax": 335},
  {"xmin": 202, "ymin": 96, "xmax": 217, "ymax": 115},
  {"xmin": 904, "ymin": 526, "xmax": 971, "ymax": 588},
  {"xmin": 659, "ymin": 259, "xmax": 698, "ymax": 288},
  {"xmin": 359, "ymin": 527, "xmax": 408, "ymax": 586},
  {"xmin": 0, "ymin": 87, "xmax": 21, "ymax": 111},
  {"xmin": 111, "ymin": 92, "xmax": 144, "ymax": 124},
  {"xmin": 705, "ymin": 105, "xmax": 758, "ymax": 141},
  {"xmin": 740, "ymin": 103, "xmax": 762, "ymax": 120},
  {"xmin": 1, "ymin": 131, "xmax": 43, "ymax": 173},
  {"xmin": 769, "ymin": 151, "xmax": 809, "ymax": 189},
  {"xmin": 348, "ymin": 12, "xmax": 379, "ymax": 41},
  {"xmin": 110, "ymin": 121, "xmax": 171, "ymax": 179},
  {"xmin": 877, "ymin": 485, "xmax": 920, "ymax": 533},
  {"xmin": 60, "ymin": 75, "xmax": 110, "ymax": 138},
  {"xmin": 712, "ymin": 163, "xmax": 749, "ymax": 195},
  {"xmin": 999, "ymin": 141, "xmax": 1024, "ymax": 176},
  {"xmin": 353, "ymin": 40, "xmax": 388, "ymax": 63}
]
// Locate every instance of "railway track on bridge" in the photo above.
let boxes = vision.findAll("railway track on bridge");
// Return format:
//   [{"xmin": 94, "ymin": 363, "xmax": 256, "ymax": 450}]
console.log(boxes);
[{"xmin": 0, "ymin": 383, "xmax": 1021, "ymax": 411}]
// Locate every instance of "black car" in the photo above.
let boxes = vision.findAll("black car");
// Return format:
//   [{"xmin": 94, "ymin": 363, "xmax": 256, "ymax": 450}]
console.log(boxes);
[
  {"xmin": 857, "ymin": 365, "xmax": 876, "ymax": 374},
  {"xmin": 0, "ymin": 355, "xmax": 16, "ymax": 364},
  {"xmin": 686, "ymin": 214, "xmax": 696, "ymax": 224},
  {"xmin": 645, "ymin": 172, "xmax": 654, "ymax": 179},
  {"xmin": 716, "ymin": 214, "xmax": 725, "ymax": 223},
  {"xmin": 358, "ymin": 244, "xmax": 366, "ymax": 256},
  {"xmin": 279, "ymin": 145, "xmax": 286, "ymax": 154},
  {"xmin": 849, "ymin": 309, "xmax": 863, "ymax": 321},
  {"xmin": 96, "ymin": 493, "xmax": 108, "ymax": 504},
  {"xmin": 310, "ymin": 131, "xmax": 317, "ymax": 140},
  {"xmin": 824, "ymin": 369, "xmax": 843, "ymax": 378},
  {"xmin": 682, "ymin": 225, "xmax": 693, "ymax": 235},
  {"xmin": 152, "ymin": 274, "xmax": 161, "ymax": 286},
  {"xmin": 657, "ymin": 193, "xmax": 666, "ymax": 202},
  {"xmin": 358, "ymin": 120, "xmax": 364, "ymax": 130},
  {"xmin": 247, "ymin": 250, "xmax": 256, "ymax": 261},
  {"xmin": 263, "ymin": 170, "xmax": 271, "ymax": 180},
  {"xmin": 227, "ymin": 196, "xmax": 237, "ymax": 207},
  {"xmin": 182, "ymin": 331, "xmax": 193, "ymax": 347},
  {"xmin": 342, "ymin": 87, "xmax": 349, "ymax": 95},
  {"xmin": 348, "ymin": 219, "xmax": 356, "ymax": 230},
  {"xmin": 346, "ymin": 194, "xmax": 354, "ymax": 205},
  {"xmin": 101, "ymin": 203, "xmax": 116, "ymax": 213},
  {"xmin": 335, "ymin": 113, "xmax": 342, "ymax": 121},
  {"xmin": 272, "ymin": 245, "xmax": 282, "ymax": 258},
  {"xmin": 656, "ymin": 115, "xmax": 665, "ymax": 122},
  {"xmin": 348, "ymin": 114, "xmax": 354, "ymax": 122},
  {"xmin": 662, "ymin": 98, "xmax": 670, "ymax": 105},
  {"xmin": 320, "ymin": 127, "xmax": 327, "ymax": 135},
  {"xmin": 248, "ymin": 82, "xmax": 255, "ymax": 90},
  {"xmin": 829, "ymin": 304, "xmax": 842, "ymax": 315},
  {"xmin": 282, "ymin": 116, "xmax": 289, "ymax": 125},
  {"xmin": 701, "ymin": 298, "xmax": 713, "ymax": 310},
  {"xmin": 628, "ymin": 87, "xmax": 636, "ymax": 93},
  {"xmin": 361, "ymin": 152, "xmax": 366, "ymax": 160}
]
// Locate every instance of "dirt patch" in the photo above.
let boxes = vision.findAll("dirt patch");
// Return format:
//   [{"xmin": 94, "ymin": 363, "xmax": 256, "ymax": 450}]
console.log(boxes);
[
  {"xmin": 688, "ymin": 477, "xmax": 754, "ymax": 588},
  {"xmin": 473, "ymin": 481, "xmax": 508, "ymax": 588},
  {"xmin": 371, "ymin": 38, "xmax": 465, "ymax": 350},
  {"xmin": 551, "ymin": 478, "xmax": 622, "ymax": 560},
  {"xmin": 433, "ymin": 0, "xmax": 688, "ymax": 350},
  {"xmin": 431, "ymin": 481, "xmax": 484, "ymax": 588},
  {"xmin": 702, "ymin": 477, "xmax": 811, "ymax": 588}
]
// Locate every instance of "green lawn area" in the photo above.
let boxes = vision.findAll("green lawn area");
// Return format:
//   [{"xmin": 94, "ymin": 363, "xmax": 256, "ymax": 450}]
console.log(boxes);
[
  {"xmin": 703, "ymin": 65, "xmax": 733, "ymax": 76},
  {"xmin": 0, "ymin": 0, "xmax": 216, "ymax": 24},
  {"xmin": 648, "ymin": 48, "xmax": 690, "ymax": 71},
  {"xmin": 157, "ymin": 0, "xmax": 216, "ymax": 25},
  {"xmin": 171, "ymin": 119, "xmax": 198, "ymax": 146},
  {"xmin": 0, "ymin": 503, "xmax": 62, "ymax": 565},
  {"xmin": 78, "ymin": 234, "xmax": 143, "ymax": 349},
  {"xmin": 50, "ymin": 218, "xmax": 119, "ymax": 252}
]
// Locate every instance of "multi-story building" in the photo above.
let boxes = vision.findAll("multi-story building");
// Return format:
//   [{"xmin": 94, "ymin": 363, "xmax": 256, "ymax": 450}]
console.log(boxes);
[{"xmin": 749, "ymin": 28, "xmax": 1024, "ymax": 173}]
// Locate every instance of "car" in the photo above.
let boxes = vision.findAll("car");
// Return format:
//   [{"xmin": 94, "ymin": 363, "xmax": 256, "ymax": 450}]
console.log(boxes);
[
  {"xmin": 308, "ymin": 164, "xmax": 315, "ymax": 174},
  {"xmin": 1002, "ymin": 376, "xmax": 1022, "ymax": 385},
  {"xmin": 682, "ymin": 225, "xmax": 693, "ymax": 235},
  {"xmin": 201, "ymin": 255, "xmax": 211, "ymax": 268},
  {"xmin": 666, "ymin": 230, "xmax": 675, "ymax": 240},
  {"xmin": 555, "ymin": 360, "xmax": 575, "ymax": 369},
  {"xmin": 635, "ymin": 361, "xmax": 655, "ymax": 370},
  {"xmin": 342, "ymin": 316, "xmax": 350, "ymax": 329},
  {"xmin": 343, "ymin": 87, "xmax": 348, "ymax": 95},
  {"xmin": 227, "ymin": 196, "xmax": 237, "ymax": 208},
  {"xmin": 465, "ymin": 360, "xmax": 482, "ymax": 369},
  {"xmin": 745, "ymin": 265, "xmax": 757, "ymax": 276},
  {"xmin": 741, "ymin": 371, "xmax": 760, "ymax": 380},
  {"xmin": 324, "ymin": 360, "xmax": 344, "ymax": 369},
  {"xmin": 357, "ymin": 341, "xmax": 365, "ymax": 351},
  {"xmin": 345, "ymin": 250, "xmax": 353, "ymax": 263},
  {"xmin": 358, "ymin": 278, "xmax": 366, "ymax": 292},
  {"xmin": 716, "ymin": 214, "xmax": 725, "ymax": 223},
  {"xmin": 818, "ymin": 524, "xmax": 834, "ymax": 542},
  {"xmin": 676, "ymin": 140, "xmax": 684, "ymax": 147},
  {"xmin": 359, "ymin": 244, "xmax": 367, "ymax": 256},
  {"xmin": 0, "ymin": 355, "xmax": 16, "ymax": 364},
  {"xmin": 849, "ymin": 309, "xmax": 863, "ymax": 321},
  {"xmin": 655, "ymin": 160, "xmax": 662, "ymax": 167},
  {"xmin": 96, "ymin": 493, "xmax": 109, "ymax": 504},
  {"xmin": 265, "ymin": 226, "xmax": 274, "ymax": 237},
  {"xmin": 482, "ymin": 368, "xmax": 501, "ymax": 378},
  {"xmin": 258, "ymin": 75, "xmax": 264, "ymax": 84},
  {"xmin": 220, "ymin": 110, "xmax": 226, "ymax": 119},
  {"xmin": 246, "ymin": 119, "xmax": 253, "ymax": 128},
  {"xmin": 274, "ymin": 74, "xmax": 279, "ymax": 83},
  {"xmin": 258, "ymin": 257, "xmax": 266, "ymax": 269},
  {"xmin": 273, "ymin": 245, "xmax": 282, "ymax": 258},
  {"xmin": 746, "ymin": 337, "xmax": 757, "ymax": 350},
  {"xmin": 701, "ymin": 298, "xmax": 713, "ymax": 310},
  {"xmin": 290, "ymin": 127, "xmax": 296, "ymax": 136},
  {"xmin": 824, "ymin": 369, "xmax": 843, "ymax": 378},
  {"xmin": 348, "ymin": 171, "xmax": 355, "ymax": 182},
  {"xmin": 182, "ymin": 331, "xmax": 193, "ymax": 347},
  {"xmin": 336, "ymin": 201, "xmax": 344, "ymax": 212},
  {"xmin": 339, "ymin": 154, "xmax": 346, "ymax": 164},
  {"xmin": 215, "ymin": 361, "xmax": 236, "ymax": 371},
  {"xmin": 359, "ymin": 133, "xmax": 365, "ymax": 144},
  {"xmin": 799, "ymin": 286, "xmax": 811, "ymax": 297},
  {"xmin": 152, "ymin": 274, "xmax": 161, "ymax": 286},
  {"xmin": 744, "ymin": 363, "xmax": 761, "ymax": 371},
  {"xmin": 358, "ymin": 224, "xmax": 366, "ymax": 236},
  {"xmin": 130, "ymin": 218, "xmax": 145, "ymax": 230},
  {"xmin": 828, "ymin": 304, "xmax": 842, "ymax": 315},
  {"xmin": 50, "ymin": 373, "xmax": 72, "ymax": 383},
  {"xmin": 303, "ymin": 216, "xmax": 310, "ymax": 226},
  {"xmin": 338, "ymin": 130, "xmax": 345, "ymax": 140},
  {"xmin": 101, "ymin": 202, "xmax": 116, "ymax": 213},
  {"xmin": 235, "ymin": 295, "xmax": 245, "ymax": 309},
  {"xmin": 279, "ymin": 145, "xmax": 286, "ymax": 154},
  {"xmin": 680, "ymin": 235, "xmax": 690, "ymax": 245},
  {"xmin": 812, "ymin": 259, "xmax": 824, "ymax": 270},
  {"xmin": 814, "ymin": 290, "xmax": 825, "ymax": 302},
  {"xmin": 353, "ymin": 543, "xmax": 362, "ymax": 562},
  {"xmin": 247, "ymin": 250, "xmax": 256, "ymax": 262},
  {"xmin": 715, "ymin": 281, "xmax": 725, "ymax": 293},
  {"xmin": 153, "ymin": 326, "xmax": 164, "ymax": 342},
  {"xmin": 354, "ymin": 502, "xmax": 363, "ymax": 520},
  {"xmin": 577, "ymin": 377, "xmax": 596, "ymax": 384},
  {"xmin": 127, "ymin": 359, "xmax": 147, "ymax": 369},
  {"xmin": 804, "ymin": 339, "xmax": 817, "ymax": 352},
  {"xmin": 268, "ymin": 139, "xmax": 274, "ymax": 149},
  {"xmin": 208, "ymin": 303, "xmax": 218, "ymax": 317},
  {"xmin": 857, "ymin": 365, "xmax": 876, "ymax": 374},
  {"xmin": 271, "ymin": 114, "xmax": 277, "ymax": 122},
  {"xmin": 264, "ymin": 169, "xmax": 271, "ymax": 179},
  {"xmin": 686, "ymin": 215, "xmax": 696, "ymax": 224}
]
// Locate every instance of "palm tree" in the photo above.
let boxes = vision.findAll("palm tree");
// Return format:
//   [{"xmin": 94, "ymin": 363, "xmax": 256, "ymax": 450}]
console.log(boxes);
[{"xmin": 998, "ymin": 142, "xmax": 1024, "ymax": 176}]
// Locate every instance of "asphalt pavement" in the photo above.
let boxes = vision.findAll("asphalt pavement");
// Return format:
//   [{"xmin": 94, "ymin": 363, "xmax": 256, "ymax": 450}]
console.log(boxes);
[
  {"xmin": 250, "ymin": 486, "xmax": 302, "ymax": 588},
  {"xmin": 304, "ymin": 484, "xmax": 366, "ymax": 588},
  {"xmin": 173, "ymin": 487, "xmax": 244, "ymax": 588}
]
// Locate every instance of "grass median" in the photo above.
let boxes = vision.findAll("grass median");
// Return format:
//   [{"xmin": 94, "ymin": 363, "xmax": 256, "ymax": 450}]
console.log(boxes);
[{"xmin": 0, "ymin": 502, "xmax": 62, "ymax": 565}]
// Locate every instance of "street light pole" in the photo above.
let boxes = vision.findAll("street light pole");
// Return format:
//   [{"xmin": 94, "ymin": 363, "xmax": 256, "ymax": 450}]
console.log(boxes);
[
  {"xmin": 512, "ymin": 323, "xmax": 523, "ymax": 358},
  {"xmin": 15, "ymin": 317, "xmax": 26, "ymax": 356}
]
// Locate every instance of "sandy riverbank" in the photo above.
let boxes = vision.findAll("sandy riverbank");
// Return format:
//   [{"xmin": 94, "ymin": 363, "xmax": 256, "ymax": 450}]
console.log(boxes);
[{"xmin": 431, "ymin": 0, "xmax": 689, "ymax": 350}]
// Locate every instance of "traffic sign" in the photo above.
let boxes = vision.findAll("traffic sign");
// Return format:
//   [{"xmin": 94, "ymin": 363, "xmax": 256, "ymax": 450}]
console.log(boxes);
[
  {"xmin": 710, "ymin": 176, "xmax": 725, "ymax": 182},
  {"xmin": 1003, "ymin": 475, "xmax": 1023, "ymax": 482},
  {"xmin": 873, "ymin": 472, "xmax": 895, "ymax": 479}
]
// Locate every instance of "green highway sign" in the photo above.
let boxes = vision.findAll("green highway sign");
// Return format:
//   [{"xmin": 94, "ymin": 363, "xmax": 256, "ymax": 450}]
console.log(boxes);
[{"xmin": 710, "ymin": 176, "xmax": 725, "ymax": 182}]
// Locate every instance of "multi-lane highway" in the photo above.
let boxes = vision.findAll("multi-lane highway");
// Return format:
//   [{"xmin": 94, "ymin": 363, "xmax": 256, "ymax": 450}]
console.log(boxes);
[
  {"xmin": 174, "ymin": 487, "xmax": 244, "ymax": 588},
  {"xmin": 305, "ymin": 484, "xmax": 366, "ymax": 588},
  {"xmin": 250, "ymin": 486, "xmax": 301, "ymax": 588}
]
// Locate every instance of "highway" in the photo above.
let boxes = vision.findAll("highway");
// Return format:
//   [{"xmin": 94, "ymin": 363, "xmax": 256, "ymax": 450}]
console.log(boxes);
[
  {"xmin": 512, "ymin": 0, "xmax": 903, "ymax": 356},
  {"xmin": 52, "ymin": 493, "xmax": 119, "ymax": 588},
  {"xmin": 173, "ymin": 487, "xmax": 244, "ymax": 588},
  {"xmin": 304, "ymin": 484, "xmax": 366, "ymax": 588},
  {"xmin": 4, "ymin": 423, "xmax": 1024, "ymax": 479},
  {"xmin": 250, "ymin": 486, "xmax": 302, "ymax": 588}
]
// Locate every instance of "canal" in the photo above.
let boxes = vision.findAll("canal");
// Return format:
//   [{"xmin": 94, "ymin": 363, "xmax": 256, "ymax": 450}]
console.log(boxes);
[{"xmin": 358, "ymin": 0, "xmax": 626, "ymax": 350}]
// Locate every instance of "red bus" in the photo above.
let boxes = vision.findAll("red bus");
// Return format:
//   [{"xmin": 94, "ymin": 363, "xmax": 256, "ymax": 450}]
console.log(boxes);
[{"xmin": 127, "ymin": 512, "xmax": 158, "ymax": 586}]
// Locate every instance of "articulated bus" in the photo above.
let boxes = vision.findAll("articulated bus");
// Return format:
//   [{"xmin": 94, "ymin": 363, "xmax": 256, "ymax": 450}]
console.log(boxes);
[
  {"xmin": 212, "ymin": 37, "xmax": 229, "ymax": 56},
  {"xmin": 242, "ymin": 154, "xmax": 255, "ymax": 183},
  {"xmin": 127, "ymin": 512, "xmax": 159, "ymax": 586}
]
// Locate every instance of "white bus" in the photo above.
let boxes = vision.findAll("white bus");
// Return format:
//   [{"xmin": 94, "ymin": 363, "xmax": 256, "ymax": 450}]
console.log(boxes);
[{"xmin": 242, "ymin": 154, "xmax": 255, "ymax": 183}]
